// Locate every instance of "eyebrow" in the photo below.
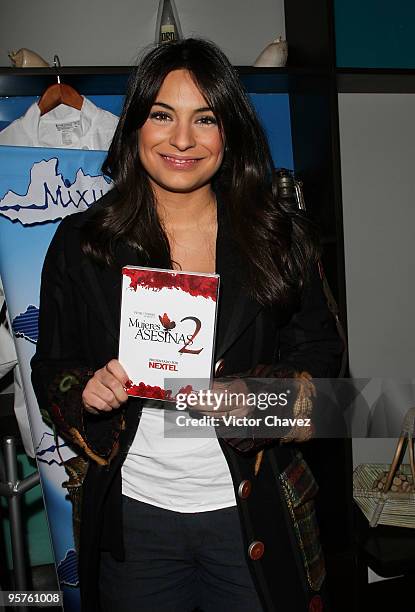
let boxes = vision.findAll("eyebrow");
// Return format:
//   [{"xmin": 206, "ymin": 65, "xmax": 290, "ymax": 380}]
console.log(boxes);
[{"xmin": 153, "ymin": 101, "xmax": 213, "ymax": 113}]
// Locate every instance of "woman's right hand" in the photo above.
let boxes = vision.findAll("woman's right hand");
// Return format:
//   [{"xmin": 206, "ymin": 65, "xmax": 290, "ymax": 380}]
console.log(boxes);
[{"xmin": 82, "ymin": 359, "xmax": 130, "ymax": 415}]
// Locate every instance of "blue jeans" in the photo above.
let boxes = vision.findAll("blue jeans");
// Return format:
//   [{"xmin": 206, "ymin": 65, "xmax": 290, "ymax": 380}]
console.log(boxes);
[{"xmin": 99, "ymin": 495, "xmax": 264, "ymax": 612}]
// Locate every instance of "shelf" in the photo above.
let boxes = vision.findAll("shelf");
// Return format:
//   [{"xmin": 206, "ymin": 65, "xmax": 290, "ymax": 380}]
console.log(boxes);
[
  {"xmin": 337, "ymin": 68, "xmax": 415, "ymax": 93},
  {"xmin": 0, "ymin": 67, "xmax": 132, "ymax": 96},
  {"xmin": 5, "ymin": 65, "xmax": 415, "ymax": 95},
  {"xmin": 237, "ymin": 66, "xmax": 330, "ymax": 93},
  {"xmin": 0, "ymin": 65, "xmax": 331, "ymax": 96},
  {"xmin": 0, "ymin": 65, "xmax": 329, "ymax": 76}
]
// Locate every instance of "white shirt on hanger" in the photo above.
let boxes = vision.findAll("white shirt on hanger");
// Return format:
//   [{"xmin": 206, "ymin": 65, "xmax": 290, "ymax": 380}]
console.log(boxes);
[{"xmin": 0, "ymin": 96, "xmax": 119, "ymax": 150}]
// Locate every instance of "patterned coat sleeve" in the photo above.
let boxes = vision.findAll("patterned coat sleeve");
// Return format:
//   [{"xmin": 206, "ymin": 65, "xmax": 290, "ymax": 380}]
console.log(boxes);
[
  {"xmin": 30, "ymin": 219, "xmax": 125, "ymax": 466},
  {"xmin": 224, "ymin": 265, "xmax": 344, "ymax": 453}
]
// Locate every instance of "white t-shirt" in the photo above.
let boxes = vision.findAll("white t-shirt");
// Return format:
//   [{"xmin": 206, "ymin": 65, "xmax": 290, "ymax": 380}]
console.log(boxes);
[
  {"xmin": 121, "ymin": 401, "xmax": 237, "ymax": 512},
  {"xmin": 0, "ymin": 97, "xmax": 118, "ymax": 150}
]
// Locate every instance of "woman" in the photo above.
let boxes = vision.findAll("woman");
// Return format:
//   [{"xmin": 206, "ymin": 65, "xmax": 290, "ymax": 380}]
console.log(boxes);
[{"xmin": 31, "ymin": 38, "xmax": 343, "ymax": 612}]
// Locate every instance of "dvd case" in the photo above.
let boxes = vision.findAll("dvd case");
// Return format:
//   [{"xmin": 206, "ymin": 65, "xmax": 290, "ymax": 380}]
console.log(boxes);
[{"xmin": 118, "ymin": 266, "xmax": 219, "ymax": 400}]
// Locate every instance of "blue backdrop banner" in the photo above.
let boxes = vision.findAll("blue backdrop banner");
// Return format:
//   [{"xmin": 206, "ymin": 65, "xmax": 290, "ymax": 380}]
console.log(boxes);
[{"xmin": 0, "ymin": 145, "xmax": 111, "ymax": 612}]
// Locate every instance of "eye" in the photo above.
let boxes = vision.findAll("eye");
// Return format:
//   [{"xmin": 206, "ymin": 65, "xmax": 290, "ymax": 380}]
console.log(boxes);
[
  {"xmin": 149, "ymin": 111, "xmax": 172, "ymax": 122},
  {"xmin": 196, "ymin": 115, "xmax": 218, "ymax": 126}
]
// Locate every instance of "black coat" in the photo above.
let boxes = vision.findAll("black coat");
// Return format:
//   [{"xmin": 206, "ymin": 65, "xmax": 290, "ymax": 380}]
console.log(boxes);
[{"xmin": 31, "ymin": 189, "xmax": 343, "ymax": 612}]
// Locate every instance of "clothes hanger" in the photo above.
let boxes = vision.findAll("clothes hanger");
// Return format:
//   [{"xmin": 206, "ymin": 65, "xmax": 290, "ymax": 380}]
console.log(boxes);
[{"xmin": 37, "ymin": 55, "xmax": 83, "ymax": 116}]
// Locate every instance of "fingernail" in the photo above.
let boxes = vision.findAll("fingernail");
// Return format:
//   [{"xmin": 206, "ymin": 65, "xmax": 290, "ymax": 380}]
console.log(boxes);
[{"xmin": 124, "ymin": 379, "xmax": 133, "ymax": 390}]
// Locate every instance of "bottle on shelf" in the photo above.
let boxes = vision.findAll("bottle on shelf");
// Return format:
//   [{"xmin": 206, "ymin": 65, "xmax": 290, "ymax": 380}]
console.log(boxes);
[{"xmin": 155, "ymin": 0, "xmax": 183, "ymax": 44}]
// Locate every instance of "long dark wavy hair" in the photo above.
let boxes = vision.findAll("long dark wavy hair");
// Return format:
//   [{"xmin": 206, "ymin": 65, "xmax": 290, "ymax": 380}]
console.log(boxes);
[{"xmin": 81, "ymin": 38, "xmax": 319, "ymax": 306}]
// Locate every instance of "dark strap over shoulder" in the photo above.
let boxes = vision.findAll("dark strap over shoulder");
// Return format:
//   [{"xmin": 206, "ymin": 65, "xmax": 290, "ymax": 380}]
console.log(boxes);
[{"xmin": 275, "ymin": 168, "xmax": 348, "ymax": 377}]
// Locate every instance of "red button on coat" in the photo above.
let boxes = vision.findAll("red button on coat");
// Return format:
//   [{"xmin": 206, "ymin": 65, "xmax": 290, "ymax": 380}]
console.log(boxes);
[
  {"xmin": 309, "ymin": 595, "xmax": 323, "ymax": 612},
  {"xmin": 238, "ymin": 480, "xmax": 252, "ymax": 499},
  {"xmin": 248, "ymin": 541, "xmax": 264, "ymax": 560}
]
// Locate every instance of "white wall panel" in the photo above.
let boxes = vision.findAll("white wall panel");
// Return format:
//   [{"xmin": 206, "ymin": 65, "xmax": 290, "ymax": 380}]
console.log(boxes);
[{"xmin": 0, "ymin": 0, "xmax": 285, "ymax": 66}]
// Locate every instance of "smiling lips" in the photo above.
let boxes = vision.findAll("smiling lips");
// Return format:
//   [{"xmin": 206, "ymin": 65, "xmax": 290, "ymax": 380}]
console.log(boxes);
[{"xmin": 160, "ymin": 153, "xmax": 202, "ymax": 169}]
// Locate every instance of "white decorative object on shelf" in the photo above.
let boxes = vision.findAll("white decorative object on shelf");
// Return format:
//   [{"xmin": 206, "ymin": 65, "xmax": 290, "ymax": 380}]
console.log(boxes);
[
  {"xmin": 253, "ymin": 36, "xmax": 288, "ymax": 67},
  {"xmin": 8, "ymin": 48, "xmax": 49, "ymax": 68}
]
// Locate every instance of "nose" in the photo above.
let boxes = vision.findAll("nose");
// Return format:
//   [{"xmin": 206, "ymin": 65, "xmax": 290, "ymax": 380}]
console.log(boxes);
[{"xmin": 169, "ymin": 119, "xmax": 196, "ymax": 151}]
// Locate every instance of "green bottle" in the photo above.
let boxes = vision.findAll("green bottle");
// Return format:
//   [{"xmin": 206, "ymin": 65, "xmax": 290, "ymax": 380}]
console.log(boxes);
[{"xmin": 155, "ymin": 0, "xmax": 183, "ymax": 44}]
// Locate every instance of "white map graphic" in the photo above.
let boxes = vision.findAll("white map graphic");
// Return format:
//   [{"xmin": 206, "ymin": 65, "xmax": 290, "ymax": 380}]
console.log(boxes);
[{"xmin": 0, "ymin": 158, "xmax": 112, "ymax": 225}]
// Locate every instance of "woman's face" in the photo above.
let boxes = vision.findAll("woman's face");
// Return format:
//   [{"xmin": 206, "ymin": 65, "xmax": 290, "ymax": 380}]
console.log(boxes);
[{"xmin": 138, "ymin": 69, "xmax": 224, "ymax": 196}]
